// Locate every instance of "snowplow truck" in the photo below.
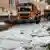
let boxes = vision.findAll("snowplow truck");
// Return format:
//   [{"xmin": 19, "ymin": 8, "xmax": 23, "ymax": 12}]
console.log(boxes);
[
  {"xmin": 17, "ymin": 3, "xmax": 41, "ymax": 24},
  {"xmin": 4, "ymin": 3, "xmax": 41, "ymax": 24}
]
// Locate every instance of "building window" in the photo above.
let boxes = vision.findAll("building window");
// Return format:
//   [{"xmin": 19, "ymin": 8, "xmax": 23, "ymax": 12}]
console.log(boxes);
[{"xmin": 9, "ymin": 0, "xmax": 14, "ymax": 8}]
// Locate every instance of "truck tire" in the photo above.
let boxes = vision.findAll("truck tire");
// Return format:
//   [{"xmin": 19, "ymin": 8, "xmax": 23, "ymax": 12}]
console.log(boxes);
[
  {"xmin": 35, "ymin": 17, "xmax": 40, "ymax": 24},
  {"xmin": 36, "ymin": 20, "xmax": 40, "ymax": 24},
  {"xmin": 47, "ymin": 16, "xmax": 50, "ymax": 20},
  {"xmin": 4, "ymin": 20, "xmax": 11, "ymax": 24}
]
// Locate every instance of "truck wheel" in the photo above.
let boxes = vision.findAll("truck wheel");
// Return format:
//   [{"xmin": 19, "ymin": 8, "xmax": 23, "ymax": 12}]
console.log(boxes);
[
  {"xmin": 4, "ymin": 20, "xmax": 11, "ymax": 24},
  {"xmin": 36, "ymin": 20, "xmax": 40, "ymax": 24},
  {"xmin": 47, "ymin": 16, "xmax": 50, "ymax": 20},
  {"xmin": 35, "ymin": 17, "xmax": 40, "ymax": 24}
]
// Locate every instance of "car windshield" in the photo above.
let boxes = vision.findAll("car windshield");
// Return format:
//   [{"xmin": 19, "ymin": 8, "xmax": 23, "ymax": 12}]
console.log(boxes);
[{"xmin": 44, "ymin": 10, "xmax": 50, "ymax": 12}]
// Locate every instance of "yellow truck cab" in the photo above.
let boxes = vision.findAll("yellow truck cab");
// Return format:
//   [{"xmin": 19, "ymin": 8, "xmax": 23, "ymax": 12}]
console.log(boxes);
[
  {"xmin": 17, "ymin": 3, "xmax": 33, "ymax": 19},
  {"xmin": 17, "ymin": 3, "xmax": 41, "ymax": 24}
]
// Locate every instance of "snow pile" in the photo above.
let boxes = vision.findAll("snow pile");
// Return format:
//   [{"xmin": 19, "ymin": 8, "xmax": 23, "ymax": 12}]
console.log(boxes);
[{"xmin": 0, "ymin": 22, "xmax": 50, "ymax": 50}]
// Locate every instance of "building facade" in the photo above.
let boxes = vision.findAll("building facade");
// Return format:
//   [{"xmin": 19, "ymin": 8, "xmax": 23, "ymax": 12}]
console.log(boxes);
[
  {"xmin": 0, "ymin": 0, "xmax": 17, "ymax": 11},
  {"xmin": 0, "ymin": 0, "xmax": 48, "ymax": 15},
  {"xmin": 0, "ymin": 0, "xmax": 9, "ymax": 8},
  {"xmin": 0, "ymin": 0, "xmax": 41, "ymax": 10}
]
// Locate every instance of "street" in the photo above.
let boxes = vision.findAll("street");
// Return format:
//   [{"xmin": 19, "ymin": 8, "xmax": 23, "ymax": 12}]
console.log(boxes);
[{"xmin": 0, "ymin": 21, "xmax": 50, "ymax": 50}]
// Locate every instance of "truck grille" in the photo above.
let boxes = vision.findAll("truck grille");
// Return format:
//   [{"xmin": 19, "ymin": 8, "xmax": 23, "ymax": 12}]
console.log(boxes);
[{"xmin": 20, "ymin": 13, "xmax": 29, "ymax": 16}]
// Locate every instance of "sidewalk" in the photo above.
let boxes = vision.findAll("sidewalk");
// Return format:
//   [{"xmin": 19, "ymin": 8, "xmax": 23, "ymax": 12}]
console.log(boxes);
[{"xmin": 0, "ymin": 22, "xmax": 11, "ymax": 31}]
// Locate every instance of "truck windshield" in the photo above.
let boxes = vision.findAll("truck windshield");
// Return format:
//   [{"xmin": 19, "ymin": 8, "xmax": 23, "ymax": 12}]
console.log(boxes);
[{"xmin": 20, "ymin": 8, "xmax": 31, "ymax": 11}]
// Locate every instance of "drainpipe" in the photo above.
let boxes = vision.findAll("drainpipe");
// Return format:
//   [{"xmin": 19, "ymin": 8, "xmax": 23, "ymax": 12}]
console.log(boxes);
[{"xmin": 9, "ymin": 0, "xmax": 13, "ymax": 20}]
